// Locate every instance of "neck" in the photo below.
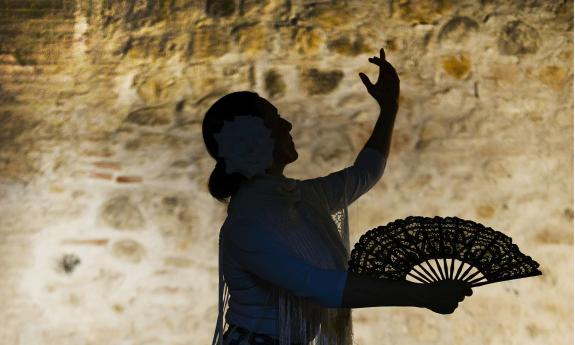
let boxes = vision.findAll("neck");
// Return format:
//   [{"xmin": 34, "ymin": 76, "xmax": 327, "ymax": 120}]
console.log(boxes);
[
  {"xmin": 265, "ymin": 163, "xmax": 287, "ymax": 177},
  {"xmin": 239, "ymin": 170, "xmax": 286, "ymax": 188}
]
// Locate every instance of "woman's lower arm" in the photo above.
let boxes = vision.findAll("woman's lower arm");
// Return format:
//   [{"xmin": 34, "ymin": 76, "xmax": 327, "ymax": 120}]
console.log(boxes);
[
  {"xmin": 340, "ymin": 271, "xmax": 425, "ymax": 309},
  {"xmin": 363, "ymin": 106, "xmax": 397, "ymax": 159}
]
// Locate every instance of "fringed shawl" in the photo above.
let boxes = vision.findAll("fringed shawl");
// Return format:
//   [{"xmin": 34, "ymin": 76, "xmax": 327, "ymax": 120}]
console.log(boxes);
[{"xmin": 212, "ymin": 170, "xmax": 354, "ymax": 345}]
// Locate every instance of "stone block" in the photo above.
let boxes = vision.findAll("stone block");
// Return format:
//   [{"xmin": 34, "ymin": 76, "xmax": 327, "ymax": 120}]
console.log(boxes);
[
  {"xmin": 263, "ymin": 69, "xmax": 286, "ymax": 98},
  {"xmin": 393, "ymin": 0, "xmax": 453, "ymax": 24},
  {"xmin": 438, "ymin": 16, "xmax": 479, "ymax": 42},
  {"xmin": 111, "ymin": 238, "xmax": 146, "ymax": 263},
  {"xmin": 294, "ymin": 26, "xmax": 324, "ymax": 54},
  {"xmin": 125, "ymin": 106, "xmax": 174, "ymax": 126},
  {"xmin": 441, "ymin": 53, "xmax": 472, "ymax": 79},
  {"xmin": 99, "ymin": 195, "xmax": 145, "ymax": 231},
  {"xmin": 299, "ymin": 68, "xmax": 344, "ymax": 95},
  {"xmin": 206, "ymin": 0, "xmax": 236, "ymax": 18},
  {"xmin": 232, "ymin": 23, "xmax": 272, "ymax": 54},
  {"xmin": 188, "ymin": 25, "xmax": 230, "ymax": 59},
  {"xmin": 326, "ymin": 33, "xmax": 372, "ymax": 56},
  {"xmin": 497, "ymin": 20, "xmax": 540, "ymax": 56}
]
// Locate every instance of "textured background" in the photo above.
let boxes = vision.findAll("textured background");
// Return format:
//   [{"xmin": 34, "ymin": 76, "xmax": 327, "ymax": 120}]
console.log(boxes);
[{"xmin": 0, "ymin": 0, "xmax": 572, "ymax": 344}]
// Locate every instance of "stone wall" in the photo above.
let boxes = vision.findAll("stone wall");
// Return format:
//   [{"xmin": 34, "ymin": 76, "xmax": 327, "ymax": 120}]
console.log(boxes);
[{"xmin": 0, "ymin": 0, "xmax": 572, "ymax": 344}]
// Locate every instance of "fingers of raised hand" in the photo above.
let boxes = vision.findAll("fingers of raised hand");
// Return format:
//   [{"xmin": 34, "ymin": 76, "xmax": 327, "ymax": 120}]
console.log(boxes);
[
  {"xmin": 368, "ymin": 56, "xmax": 383, "ymax": 65},
  {"xmin": 368, "ymin": 57, "xmax": 398, "ymax": 77},
  {"xmin": 358, "ymin": 72, "xmax": 372, "ymax": 86},
  {"xmin": 368, "ymin": 57, "xmax": 390, "ymax": 70},
  {"xmin": 380, "ymin": 47, "xmax": 386, "ymax": 60}
]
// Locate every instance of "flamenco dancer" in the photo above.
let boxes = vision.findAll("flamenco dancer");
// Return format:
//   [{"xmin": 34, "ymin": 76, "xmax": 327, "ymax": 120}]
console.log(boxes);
[{"xmin": 202, "ymin": 48, "xmax": 473, "ymax": 345}]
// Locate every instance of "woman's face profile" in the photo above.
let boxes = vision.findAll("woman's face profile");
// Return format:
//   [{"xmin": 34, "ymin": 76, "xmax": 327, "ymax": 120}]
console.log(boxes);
[{"xmin": 254, "ymin": 97, "xmax": 298, "ymax": 169}]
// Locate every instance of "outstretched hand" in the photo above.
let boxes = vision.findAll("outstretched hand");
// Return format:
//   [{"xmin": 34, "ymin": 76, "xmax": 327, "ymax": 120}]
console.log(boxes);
[{"xmin": 359, "ymin": 48, "xmax": 400, "ymax": 111}]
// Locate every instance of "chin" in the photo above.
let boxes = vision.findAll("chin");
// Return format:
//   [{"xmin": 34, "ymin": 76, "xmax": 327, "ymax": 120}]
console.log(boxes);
[{"xmin": 290, "ymin": 149, "xmax": 298, "ymax": 161}]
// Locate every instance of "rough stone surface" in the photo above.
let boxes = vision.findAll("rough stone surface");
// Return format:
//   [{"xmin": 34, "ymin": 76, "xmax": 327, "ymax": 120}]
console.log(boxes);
[
  {"xmin": 497, "ymin": 20, "xmax": 541, "ymax": 56},
  {"xmin": 264, "ymin": 69, "xmax": 287, "ymax": 98},
  {"xmin": 100, "ymin": 195, "xmax": 146, "ymax": 230},
  {"xmin": 111, "ymin": 238, "xmax": 146, "ymax": 263},
  {"xmin": 0, "ymin": 0, "xmax": 572, "ymax": 344},
  {"xmin": 441, "ymin": 53, "xmax": 472, "ymax": 80},
  {"xmin": 206, "ymin": 0, "xmax": 236, "ymax": 18},
  {"xmin": 438, "ymin": 16, "xmax": 479, "ymax": 42},
  {"xmin": 327, "ymin": 34, "xmax": 373, "ymax": 56},
  {"xmin": 300, "ymin": 68, "xmax": 345, "ymax": 95}
]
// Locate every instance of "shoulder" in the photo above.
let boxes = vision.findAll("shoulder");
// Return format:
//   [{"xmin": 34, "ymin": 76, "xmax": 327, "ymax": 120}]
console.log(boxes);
[
  {"xmin": 223, "ymin": 216, "xmax": 275, "ymax": 252},
  {"xmin": 295, "ymin": 177, "xmax": 332, "ymax": 212}
]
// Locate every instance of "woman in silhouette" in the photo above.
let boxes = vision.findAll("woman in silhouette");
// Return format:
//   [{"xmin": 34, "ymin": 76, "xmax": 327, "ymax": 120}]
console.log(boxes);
[{"xmin": 203, "ymin": 48, "xmax": 472, "ymax": 345}]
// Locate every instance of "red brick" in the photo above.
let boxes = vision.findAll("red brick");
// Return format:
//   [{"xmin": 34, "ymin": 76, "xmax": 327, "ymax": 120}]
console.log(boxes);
[
  {"xmin": 86, "ymin": 133, "xmax": 109, "ymax": 141},
  {"xmin": 89, "ymin": 172, "xmax": 113, "ymax": 180},
  {"xmin": 82, "ymin": 149, "xmax": 113, "ymax": 157},
  {"xmin": 92, "ymin": 161, "xmax": 121, "ymax": 170},
  {"xmin": 60, "ymin": 239, "xmax": 109, "ymax": 246},
  {"xmin": 116, "ymin": 175, "xmax": 143, "ymax": 183}
]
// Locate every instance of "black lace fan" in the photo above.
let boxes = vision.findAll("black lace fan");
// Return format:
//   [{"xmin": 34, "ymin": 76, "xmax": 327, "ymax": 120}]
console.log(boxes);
[{"xmin": 348, "ymin": 216, "xmax": 542, "ymax": 287}]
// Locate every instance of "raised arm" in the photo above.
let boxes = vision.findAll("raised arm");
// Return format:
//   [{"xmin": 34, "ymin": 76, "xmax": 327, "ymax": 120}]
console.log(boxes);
[
  {"xmin": 359, "ymin": 47, "xmax": 400, "ymax": 158},
  {"xmin": 336, "ymin": 50, "xmax": 473, "ymax": 313},
  {"xmin": 300, "ymin": 48, "xmax": 399, "ymax": 213},
  {"xmin": 300, "ymin": 147, "xmax": 386, "ymax": 214}
]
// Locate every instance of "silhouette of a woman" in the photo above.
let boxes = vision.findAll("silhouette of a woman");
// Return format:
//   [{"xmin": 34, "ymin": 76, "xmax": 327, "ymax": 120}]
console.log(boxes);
[{"xmin": 202, "ymin": 48, "xmax": 471, "ymax": 345}]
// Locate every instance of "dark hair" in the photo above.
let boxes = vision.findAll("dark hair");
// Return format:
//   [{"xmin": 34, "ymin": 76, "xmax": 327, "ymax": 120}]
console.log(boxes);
[{"xmin": 202, "ymin": 91, "xmax": 266, "ymax": 204}]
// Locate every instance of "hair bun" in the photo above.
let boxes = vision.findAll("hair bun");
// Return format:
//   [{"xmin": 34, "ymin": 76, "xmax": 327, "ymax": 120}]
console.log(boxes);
[{"xmin": 215, "ymin": 159, "xmax": 228, "ymax": 173}]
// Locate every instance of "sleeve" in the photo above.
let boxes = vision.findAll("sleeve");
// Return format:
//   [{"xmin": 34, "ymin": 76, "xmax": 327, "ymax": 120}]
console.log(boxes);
[
  {"xmin": 301, "ymin": 146, "xmax": 386, "ymax": 214},
  {"xmin": 225, "ymin": 218, "xmax": 348, "ymax": 308}
]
